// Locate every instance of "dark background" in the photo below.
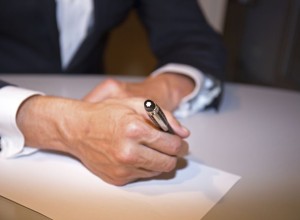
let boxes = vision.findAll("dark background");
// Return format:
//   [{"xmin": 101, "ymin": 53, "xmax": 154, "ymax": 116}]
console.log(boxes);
[{"xmin": 224, "ymin": 0, "xmax": 300, "ymax": 91}]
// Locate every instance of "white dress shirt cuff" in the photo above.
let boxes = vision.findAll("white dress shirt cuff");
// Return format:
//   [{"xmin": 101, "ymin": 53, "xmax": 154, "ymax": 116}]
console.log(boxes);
[
  {"xmin": 0, "ymin": 86, "xmax": 42, "ymax": 158},
  {"xmin": 151, "ymin": 63, "xmax": 221, "ymax": 118}
]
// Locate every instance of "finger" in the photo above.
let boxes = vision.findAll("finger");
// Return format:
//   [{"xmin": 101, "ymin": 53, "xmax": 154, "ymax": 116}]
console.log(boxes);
[
  {"xmin": 106, "ymin": 128, "xmax": 179, "ymax": 173},
  {"xmin": 112, "ymin": 166, "xmax": 162, "ymax": 184},
  {"xmin": 177, "ymin": 140, "xmax": 189, "ymax": 157},
  {"xmin": 83, "ymin": 79, "xmax": 121, "ymax": 102},
  {"xmin": 83, "ymin": 83, "xmax": 109, "ymax": 102},
  {"xmin": 82, "ymin": 158, "xmax": 162, "ymax": 186},
  {"xmin": 143, "ymin": 129, "xmax": 189, "ymax": 156},
  {"xmin": 163, "ymin": 110, "xmax": 190, "ymax": 138},
  {"xmin": 133, "ymin": 144, "xmax": 178, "ymax": 173},
  {"xmin": 124, "ymin": 117, "xmax": 188, "ymax": 156}
]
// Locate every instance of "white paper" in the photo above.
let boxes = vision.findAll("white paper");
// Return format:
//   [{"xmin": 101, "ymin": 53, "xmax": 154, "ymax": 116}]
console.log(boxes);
[{"xmin": 0, "ymin": 151, "xmax": 240, "ymax": 220}]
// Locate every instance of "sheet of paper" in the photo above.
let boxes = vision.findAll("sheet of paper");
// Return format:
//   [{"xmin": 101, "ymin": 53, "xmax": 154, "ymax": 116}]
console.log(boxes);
[{"xmin": 0, "ymin": 151, "xmax": 240, "ymax": 220}]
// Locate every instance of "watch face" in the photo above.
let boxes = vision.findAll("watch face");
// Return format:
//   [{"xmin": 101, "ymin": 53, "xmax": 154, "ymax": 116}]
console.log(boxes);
[{"xmin": 0, "ymin": 196, "xmax": 51, "ymax": 220}]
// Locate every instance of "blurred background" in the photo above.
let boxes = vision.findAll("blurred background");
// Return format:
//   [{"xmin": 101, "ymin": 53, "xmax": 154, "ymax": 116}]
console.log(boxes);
[{"xmin": 104, "ymin": 0, "xmax": 300, "ymax": 92}]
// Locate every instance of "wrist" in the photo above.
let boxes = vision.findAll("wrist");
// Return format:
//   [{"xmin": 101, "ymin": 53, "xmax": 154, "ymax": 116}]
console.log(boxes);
[
  {"xmin": 149, "ymin": 73, "xmax": 195, "ymax": 109},
  {"xmin": 16, "ymin": 95, "xmax": 78, "ymax": 154}
]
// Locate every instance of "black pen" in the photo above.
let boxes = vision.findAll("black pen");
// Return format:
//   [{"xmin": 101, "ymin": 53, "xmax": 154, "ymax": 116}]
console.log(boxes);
[{"xmin": 144, "ymin": 99, "xmax": 175, "ymax": 134}]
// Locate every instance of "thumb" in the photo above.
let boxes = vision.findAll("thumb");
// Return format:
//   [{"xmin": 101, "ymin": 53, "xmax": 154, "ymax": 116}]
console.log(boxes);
[{"xmin": 164, "ymin": 110, "xmax": 190, "ymax": 138}]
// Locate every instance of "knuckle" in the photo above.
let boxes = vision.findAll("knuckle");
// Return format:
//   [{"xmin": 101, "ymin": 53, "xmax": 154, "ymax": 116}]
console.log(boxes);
[
  {"xmin": 168, "ymin": 137, "xmax": 183, "ymax": 155},
  {"xmin": 103, "ymin": 79, "xmax": 124, "ymax": 95},
  {"xmin": 103, "ymin": 78, "xmax": 120, "ymax": 88},
  {"xmin": 124, "ymin": 120, "xmax": 145, "ymax": 139},
  {"xmin": 164, "ymin": 157, "xmax": 177, "ymax": 172},
  {"xmin": 148, "ymin": 129, "xmax": 162, "ymax": 143},
  {"xmin": 110, "ymin": 178, "xmax": 129, "ymax": 186},
  {"xmin": 115, "ymin": 146, "xmax": 137, "ymax": 165},
  {"xmin": 113, "ymin": 167, "xmax": 131, "ymax": 179},
  {"xmin": 104, "ymin": 167, "xmax": 133, "ymax": 186}
]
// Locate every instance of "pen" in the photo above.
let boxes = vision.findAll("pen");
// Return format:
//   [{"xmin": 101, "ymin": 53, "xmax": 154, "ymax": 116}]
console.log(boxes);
[{"xmin": 144, "ymin": 99, "xmax": 174, "ymax": 134}]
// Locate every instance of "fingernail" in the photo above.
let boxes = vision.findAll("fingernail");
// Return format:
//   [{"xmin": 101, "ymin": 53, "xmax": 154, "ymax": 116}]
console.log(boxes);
[{"xmin": 182, "ymin": 126, "xmax": 190, "ymax": 135}]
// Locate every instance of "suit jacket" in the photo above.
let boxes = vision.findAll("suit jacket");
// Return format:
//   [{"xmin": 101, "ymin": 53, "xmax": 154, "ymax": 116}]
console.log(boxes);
[{"xmin": 0, "ymin": 0, "xmax": 225, "ymax": 78}]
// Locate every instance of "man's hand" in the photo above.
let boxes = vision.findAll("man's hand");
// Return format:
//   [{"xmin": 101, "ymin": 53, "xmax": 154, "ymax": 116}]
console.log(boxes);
[
  {"xmin": 83, "ymin": 73, "xmax": 195, "ymax": 111},
  {"xmin": 16, "ymin": 96, "xmax": 189, "ymax": 186}
]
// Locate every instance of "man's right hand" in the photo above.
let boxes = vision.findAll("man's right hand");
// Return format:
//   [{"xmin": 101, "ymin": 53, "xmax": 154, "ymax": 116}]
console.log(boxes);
[{"xmin": 16, "ymin": 96, "xmax": 189, "ymax": 185}]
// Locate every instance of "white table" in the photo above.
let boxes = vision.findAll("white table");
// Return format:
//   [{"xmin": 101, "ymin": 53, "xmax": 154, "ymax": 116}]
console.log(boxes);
[{"xmin": 1, "ymin": 75, "xmax": 300, "ymax": 219}]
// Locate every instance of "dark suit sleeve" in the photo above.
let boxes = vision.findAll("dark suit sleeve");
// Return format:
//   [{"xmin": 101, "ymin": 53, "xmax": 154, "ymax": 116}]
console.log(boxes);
[{"xmin": 136, "ymin": 0, "xmax": 226, "ymax": 80}]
